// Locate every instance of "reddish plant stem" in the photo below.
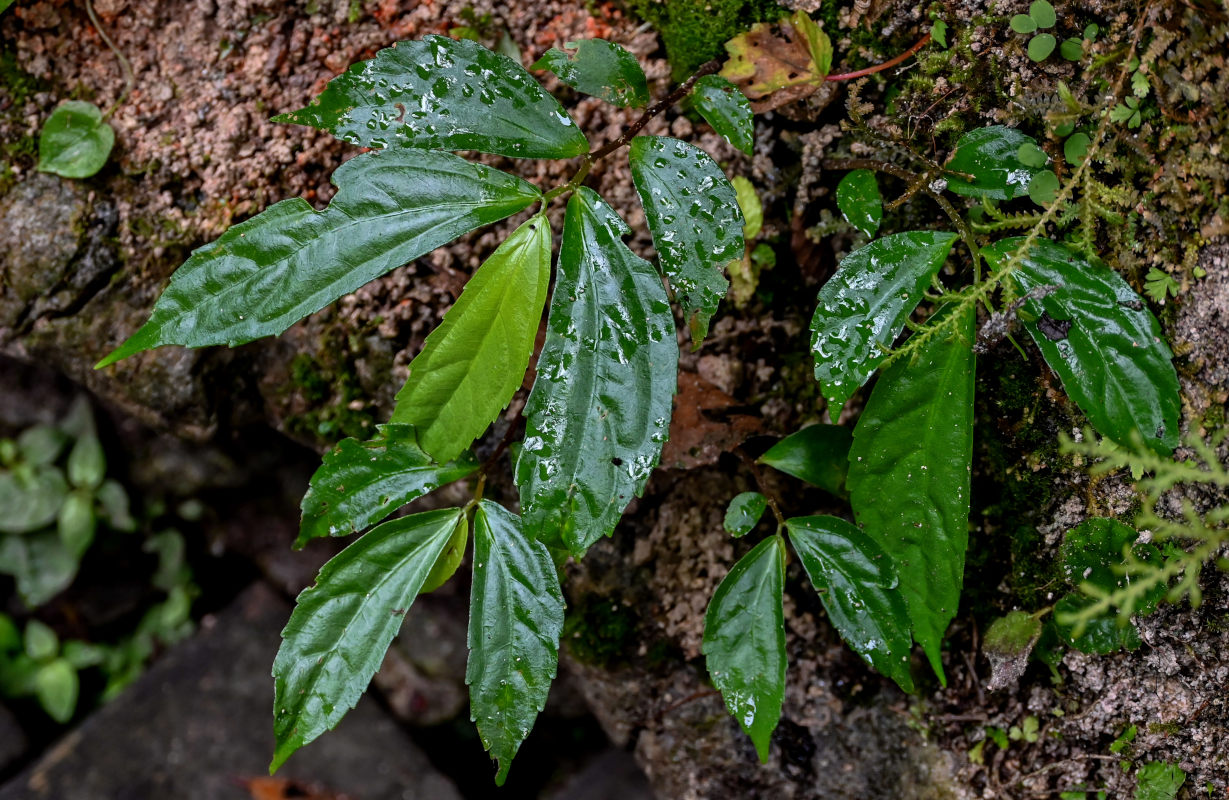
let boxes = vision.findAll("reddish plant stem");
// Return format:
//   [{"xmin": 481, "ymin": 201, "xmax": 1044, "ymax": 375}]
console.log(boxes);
[{"xmin": 824, "ymin": 33, "xmax": 932, "ymax": 82}]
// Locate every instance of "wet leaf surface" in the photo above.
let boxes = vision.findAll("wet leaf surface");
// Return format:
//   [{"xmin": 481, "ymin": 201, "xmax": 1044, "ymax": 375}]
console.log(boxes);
[
  {"xmin": 944, "ymin": 126, "xmax": 1046, "ymax": 200},
  {"xmin": 724, "ymin": 492, "xmax": 768, "ymax": 537},
  {"xmin": 532, "ymin": 38, "xmax": 649, "ymax": 107},
  {"xmin": 690, "ymin": 75, "xmax": 755, "ymax": 155},
  {"xmin": 835, "ymin": 169, "xmax": 882, "ymax": 237},
  {"xmin": 758, "ymin": 423, "xmax": 852, "ymax": 497}
]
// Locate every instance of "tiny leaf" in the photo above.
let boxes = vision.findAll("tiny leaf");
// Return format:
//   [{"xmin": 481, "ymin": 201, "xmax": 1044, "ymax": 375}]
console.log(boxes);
[
  {"xmin": 732, "ymin": 176, "xmax": 763, "ymax": 240},
  {"xmin": 517, "ymin": 188, "xmax": 677, "ymax": 557},
  {"xmin": 1015, "ymin": 142, "xmax": 1049, "ymax": 168},
  {"xmin": 1010, "ymin": 14, "xmax": 1038, "ymax": 33},
  {"xmin": 532, "ymin": 39, "xmax": 649, "ymax": 107},
  {"xmin": 724, "ymin": 492, "xmax": 768, "ymax": 537},
  {"xmin": 97, "ymin": 149, "xmax": 540, "ymax": 367},
  {"xmin": 757, "ymin": 423, "xmax": 853, "ymax": 497},
  {"xmin": 1028, "ymin": 33, "xmax": 1057, "ymax": 61},
  {"xmin": 1063, "ymin": 132, "xmax": 1090, "ymax": 165},
  {"xmin": 787, "ymin": 516, "xmax": 915, "ymax": 692},
  {"xmin": 390, "ymin": 216, "xmax": 553, "ymax": 462},
  {"xmin": 810, "ymin": 231, "xmax": 958, "ymax": 410},
  {"xmin": 1029, "ymin": 0, "xmax": 1056, "ymax": 29},
  {"xmin": 930, "ymin": 19, "xmax": 949, "ymax": 48},
  {"xmin": 690, "ymin": 75, "xmax": 755, "ymax": 155},
  {"xmin": 702, "ymin": 535, "xmax": 786, "ymax": 762},
  {"xmin": 0, "ymin": 532, "xmax": 79, "ymax": 606},
  {"xmin": 271, "ymin": 507, "xmax": 464, "ymax": 772},
  {"xmin": 16, "ymin": 426, "xmax": 68, "ymax": 466},
  {"xmin": 982, "ymin": 610, "xmax": 1042, "ymax": 690},
  {"xmin": 1060, "ymin": 518, "xmax": 1165, "ymax": 614},
  {"xmin": 24, "ymin": 620, "xmax": 59, "ymax": 661},
  {"xmin": 419, "ymin": 514, "xmax": 469, "ymax": 594},
  {"xmin": 835, "ymin": 169, "xmax": 882, "ymax": 237},
  {"xmin": 983, "ymin": 238, "xmax": 1181, "ymax": 454},
  {"xmin": 0, "ymin": 466, "xmax": 69, "ymax": 534},
  {"xmin": 37, "ymin": 101, "xmax": 114, "ymax": 179},
  {"xmin": 298, "ymin": 424, "xmax": 479, "ymax": 548},
  {"xmin": 1027, "ymin": 169, "xmax": 1059, "ymax": 205},
  {"xmin": 66, "ymin": 433, "xmax": 105, "ymax": 490},
  {"xmin": 34, "ymin": 658, "xmax": 78, "ymax": 723},
  {"xmin": 1060, "ymin": 38, "xmax": 1084, "ymax": 61},
  {"xmin": 846, "ymin": 305, "xmax": 976, "ymax": 682},
  {"xmin": 630, "ymin": 135, "xmax": 743, "ymax": 347},
  {"xmin": 467, "ymin": 501, "xmax": 564, "ymax": 785},
  {"xmin": 945, "ymin": 126, "xmax": 1046, "ymax": 200},
  {"xmin": 56, "ymin": 489, "xmax": 96, "ymax": 560},
  {"xmin": 276, "ymin": 36, "xmax": 588, "ymax": 159}
]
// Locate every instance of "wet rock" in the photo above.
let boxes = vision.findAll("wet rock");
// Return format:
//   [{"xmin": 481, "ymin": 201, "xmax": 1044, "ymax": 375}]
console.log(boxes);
[{"xmin": 0, "ymin": 583, "xmax": 461, "ymax": 800}]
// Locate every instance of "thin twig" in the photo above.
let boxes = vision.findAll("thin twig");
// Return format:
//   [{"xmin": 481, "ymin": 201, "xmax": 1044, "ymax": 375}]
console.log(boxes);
[
  {"xmin": 825, "ymin": 33, "xmax": 932, "ymax": 81},
  {"xmin": 84, "ymin": 0, "xmax": 134, "ymax": 121},
  {"xmin": 588, "ymin": 60, "xmax": 722, "ymax": 161}
]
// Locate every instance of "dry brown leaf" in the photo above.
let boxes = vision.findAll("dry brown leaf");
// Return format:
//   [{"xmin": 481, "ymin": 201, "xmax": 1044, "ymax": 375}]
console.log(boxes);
[{"xmin": 662, "ymin": 373, "xmax": 761, "ymax": 470}]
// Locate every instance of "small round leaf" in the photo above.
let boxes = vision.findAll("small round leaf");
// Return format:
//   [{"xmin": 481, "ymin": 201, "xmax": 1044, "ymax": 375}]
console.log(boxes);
[
  {"xmin": 34, "ymin": 658, "xmax": 79, "ymax": 723},
  {"xmin": 1010, "ymin": 14, "xmax": 1037, "ymax": 33},
  {"xmin": 1060, "ymin": 38, "xmax": 1084, "ymax": 61},
  {"xmin": 1027, "ymin": 169, "xmax": 1059, "ymax": 205},
  {"xmin": 1029, "ymin": 0, "xmax": 1056, "ymax": 28},
  {"xmin": 1028, "ymin": 33, "xmax": 1057, "ymax": 61},
  {"xmin": 1063, "ymin": 132, "xmax": 1090, "ymax": 165},
  {"xmin": 37, "ymin": 101, "xmax": 115, "ymax": 180},
  {"xmin": 724, "ymin": 492, "xmax": 768, "ymax": 537},
  {"xmin": 24, "ymin": 620, "xmax": 59, "ymax": 661},
  {"xmin": 1015, "ymin": 142, "xmax": 1049, "ymax": 168}
]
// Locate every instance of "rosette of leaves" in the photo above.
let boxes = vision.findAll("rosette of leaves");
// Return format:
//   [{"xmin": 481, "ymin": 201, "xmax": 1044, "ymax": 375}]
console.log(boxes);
[{"xmin": 95, "ymin": 35, "xmax": 751, "ymax": 785}]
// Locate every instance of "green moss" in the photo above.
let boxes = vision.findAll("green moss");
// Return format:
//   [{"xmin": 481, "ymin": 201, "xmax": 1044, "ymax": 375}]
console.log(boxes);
[
  {"xmin": 282, "ymin": 337, "xmax": 377, "ymax": 445},
  {"xmin": 562, "ymin": 594, "xmax": 637, "ymax": 666},
  {"xmin": 625, "ymin": 0, "xmax": 787, "ymax": 80},
  {"xmin": 1147, "ymin": 721, "xmax": 1181, "ymax": 736}
]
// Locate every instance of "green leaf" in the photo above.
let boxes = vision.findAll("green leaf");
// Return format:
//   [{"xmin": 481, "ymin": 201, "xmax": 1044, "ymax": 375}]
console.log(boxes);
[
  {"xmin": 96, "ymin": 479, "xmax": 135, "ymax": 532},
  {"xmin": 1064, "ymin": 132, "xmax": 1090, "ymax": 165},
  {"xmin": 732, "ymin": 176, "xmax": 762, "ymax": 240},
  {"xmin": 0, "ymin": 531, "xmax": 80, "ymax": 606},
  {"xmin": 1131, "ymin": 69, "xmax": 1150, "ymax": 98},
  {"xmin": 57, "ymin": 489, "xmax": 96, "ymax": 559},
  {"xmin": 271, "ymin": 507, "xmax": 464, "ymax": 772},
  {"xmin": 1109, "ymin": 724, "xmax": 1137, "ymax": 754},
  {"xmin": 702, "ymin": 535, "xmax": 786, "ymax": 762},
  {"xmin": 724, "ymin": 492, "xmax": 768, "ymax": 537},
  {"xmin": 757, "ymin": 423, "xmax": 852, "ymax": 497},
  {"xmin": 34, "ymin": 658, "xmax": 78, "ymax": 723},
  {"xmin": 1060, "ymin": 37, "xmax": 1084, "ymax": 61},
  {"xmin": 690, "ymin": 75, "xmax": 754, "ymax": 155},
  {"xmin": 786, "ymin": 516, "xmax": 915, "ymax": 692},
  {"xmin": 0, "ymin": 466, "xmax": 69, "ymax": 533},
  {"xmin": 36, "ymin": 101, "xmax": 114, "ymax": 179},
  {"xmin": 390, "ymin": 216, "xmax": 552, "ymax": 462},
  {"xmin": 1059, "ymin": 518, "xmax": 1165, "ymax": 613},
  {"xmin": 0, "ymin": 1, "xmax": 15, "ymax": 14},
  {"xmin": 16, "ymin": 426, "xmax": 68, "ymax": 466},
  {"xmin": 945, "ymin": 126, "xmax": 1046, "ymax": 200},
  {"xmin": 983, "ymin": 238, "xmax": 1181, "ymax": 454},
  {"xmin": 298, "ymin": 424, "xmax": 478, "ymax": 548},
  {"xmin": 1029, "ymin": 0, "xmax": 1056, "ymax": 28},
  {"xmin": 1027, "ymin": 169, "xmax": 1060, "ymax": 205},
  {"xmin": 67, "ymin": 433, "xmax": 105, "ymax": 490},
  {"xmin": 1134, "ymin": 761, "xmax": 1186, "ymax": 800},
  {"xmin": 1010, "ymin": 14, "xmax": 1037, "ymax": 33},
  {"xmin": 810, "ymin": 231, "xmax": 958, "ymax": 410},
  {"xmin": 420, "ymin": 514, "xmax": 468, "ymax": 593},
  {"xmin": 1054, "ymin": 593, "xmax": 1141, "ymax": 653},
  {"xmin": 1143, "ymin": 267, "xmax": 1178, "ymax": 303},
  {"xmin": 1028, "ymin": 33, "xmax": 1057, "ymax": 61},
  {"xmin": 1016, "ymin": 142, "xmax": 1049, "ymax": 168},
  {"xmin": 835, "ymin": 169, "xmax": 882, "ymax": 237},
  {"xmin": 24, "ymin": 619, "xmax": 59, "ymax": 661},
  {"xmin": 517, "ymin": 187, "xmax": 677, "ymax": 557},
  {"xmin": 846, "ymin": 305, "xmax": 975, "ymax": 682},
  {"xmin": 467, "ymin": 500, "xmax": 564, "ymax": 785},
  {"xmin": 532, "ymin": 39, "xmax": 649, "ymax": 107},
  {"xmin": 97, "ymin": 149, "xmax": 540, "ymax": 367},
  {"xmin": 930, "ymin": 19, "xmax": 949, "ymax": 48},
  {"xmin": 60, "ymin": 640, "xmax": 107, "ymax": 669},
  {"xmin": 0, "ymin": 614, "xmax": 19, "ymax": 652},
  {"xmin": 629, "ymin": 135, "xmax": 743, "ymax": 347},
  {"xmin": 275, "ymin": 36, "xmax": 588, "ymax": 159}
]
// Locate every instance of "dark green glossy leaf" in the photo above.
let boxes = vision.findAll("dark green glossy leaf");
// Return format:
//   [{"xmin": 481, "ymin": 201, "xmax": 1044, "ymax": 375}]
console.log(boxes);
[
  {"xmin": 0, "ymin": 466, "xmax": 69, "ymax": 533},
  {"xmin": 1054, "ymin": 593, "xmax": 1141, "ymax": 654},
  {"xmin": 0, "ymin": 531, "xmax": 79, "ymax": 606},
  {"xmin": 275, "ymin": 36, "xmax": 588, "ymax": 159},
  {"xmin": 945, "ymin": 126, "xmax": 1045, "ymax": 200},
  {"xmin": 786, "ymin": 516, "xmax": 914, "ymax": 692},
  {"xmin": 532, "ymin": 39, "xmax": 649, "ymax": 107},
  {"xmin": 724, "ymin": 492, "xmax": 768, "ymax": 537},
  {"xmin": 34, "ymin": 658, "xmax": 78, "ymax": 723},
  {"xmin": 271, "ymin": 507, "xmax": 463, "ymax": 772},
  {"xmin": 757, "ymin": 423, "xmax": 852, "ymax": 497},
  {"xmin": 97, "ymin": 149, "xmax": 539, "ymax": 367},
  {"xmin": 810, "ymin": 231, "xmax": 958, "ymax": 410},
  {"xmin": 690, "ymin": 75, "xmax": 754, "ymax": 155},
  {"xmin": 1134, "ymin": 761, "xmax": 1186, "ymax": 800},
  {"xmin": 847, "ymin": 305, "xmax": 975, "ymax": 682},
  {"xmin": 37, "ymin": 101, "xmax": 114, "ymax": 179},
  {"xmin": 467, "ymin": 500, "xmax": 564, "ymax": 786},
  {"xmin": 702, "ymin": 534, "xmax": 786, "ymax": 762},
  {"xmin": 298, "ymin": 424, "xmax": 478, "ymax": 548},
  {"xmin": 517, "ymin": 187, "xmax": 677, "ymax": 557},
  {"xmin": 1059, "ymin": 517, "xmax": 1164, "ymax": 613},
  {"xmin": 421, "ymin": 515, "xmax": 468, "ymax": 594},
  {"xmin": 983, "ymin": 238, "xmax": 1180, "ymax": 455},
  {"xmin": 630, "ymin": 135, "xmax": 743, "ymax": 347},
  {"xmin": 390, "ymin": 216, "xmax": 552, "ymax": 462},
  {"xmin": 835, "ymin": 169, "xmax": 882, "ymax": 237}
]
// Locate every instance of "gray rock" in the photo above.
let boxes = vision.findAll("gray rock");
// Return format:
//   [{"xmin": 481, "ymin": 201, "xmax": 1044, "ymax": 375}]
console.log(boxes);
[
  {"xmin": 0, "ymin": 583, "xmax": 460, "ymax": 800},
  {"xmin": 0, "ymin": 705, "xmax": 26, "ymax": 776}
]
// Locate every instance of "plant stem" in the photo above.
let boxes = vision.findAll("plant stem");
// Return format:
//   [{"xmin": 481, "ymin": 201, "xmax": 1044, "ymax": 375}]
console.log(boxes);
[
  {"xmin": 85, "ymin": 0, "xmax": 134, "ymax": 122},
  {"xmin": 588, "ymin": 59, "xmax": 722, "ymax": 161},
  {"xmin": 824, "ymin": 33, "xmax": 932, "ymax": 82}
]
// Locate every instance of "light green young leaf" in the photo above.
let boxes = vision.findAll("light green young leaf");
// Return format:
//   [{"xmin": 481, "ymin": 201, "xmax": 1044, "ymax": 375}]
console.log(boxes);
[
  {"xmin": 1028, "ymin": 33, "xmax": 1057, "ymax": 62},
  {"xmin": 724, "ymin": 492, "xmax": 768, "ymax": 537},
  {"xmin": 0, "ymin": 466, "xmax": 69, "ymax": 533},
  {"xmin": 691, "ymin": 75, "xmax": 755, "ymax": 155},
  {"xmin": 275, "ymin": 36, "xmax": 588, "ymax": 159},
  {"xmin": 758, "ymin": 424, "xmax": 852, "ymax": 497},
  {"xmin": 298, "ymin": 424, "xmax": 478, "ymax": 548},
  {"xmin": 390, "ymin": 216, "xmax": 552, "ymax": 462},
  {"xmin": 467, "ymin": 500, "xmax": 564, "ymax": 786},
  {"xmin": 0, "ymin": 532, "xmax": 79, "ymax": 606},
  {"xmin": 34, "ymin": 658, "xmax": 78, "ymax": 723},
  {"xmin": 97, "ymin": 149, "xmax": 539, "ymax": 367},
  {"xmin": 1029, "ymin": 0, "xmax": 1056, "ymax": 28},
  {"xmin": 37, "ymin": 101, "xmax": 114, "ymax": 179},
  {"xmin": 24, "ymin": 620, "xmax": 59, "ymax": 661},
  {"xmin": 532, "ymin": 39, "xmax": 649, "ymax": 107},
  {"xmin": 1134, "ymin": 761, "xmax": 1186, "ymax": 800},
  {"xmin": 57, "ymin": 489, "xmax": 96, "ymax": 559},
  {"xmin": 702, "ymin": 535, "xmax": 786, "ymax": 762},
  {"xmin": 271, "ymin": 507, "xmax": 463, "ymax": 772},
  {"xmin": 786, "ymin": 516, "xmax": 915, "ymax": 691},
  {"xmin": 810, "ymin": 231, "xmax": 958, "ymax": 410},
  {"xmin": 1010, "ymin": 15, "xmax": 1038, "ymax": 33},
  {"xmin": 517, "ymin": 187, "xmax": 677, "ymax": 557},
  {"xmin": 847, "ymin": 305, "xmax": 975, "ymax": 683},
  {"xmin": 945, "ymin": 126, "xmax": 1046, "ymax": 200},
  {"xmin": 420, "ymin": 514, "xmax": 468, "ymax": 594},
  {"xmin": 16, "ymin": 426, "xmax": 68, "ymax": 466},
  {"xmin": 732, "ymin": 176, "xmax": 763, "ymax": 240},
  {"xmin": 835, "ymin": 169, "xmax": 882, "ymax": 237},
  {"xmin": 67, "ymin": 433, "xmax": 105, "ymax": 490},
  {"xmin": 630, "ymin": 135, "xmax": 743, "ymax": 347},
  {"xmin": 983, "ymin": 238, "xmax": 1180, "ymax": 454}
]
